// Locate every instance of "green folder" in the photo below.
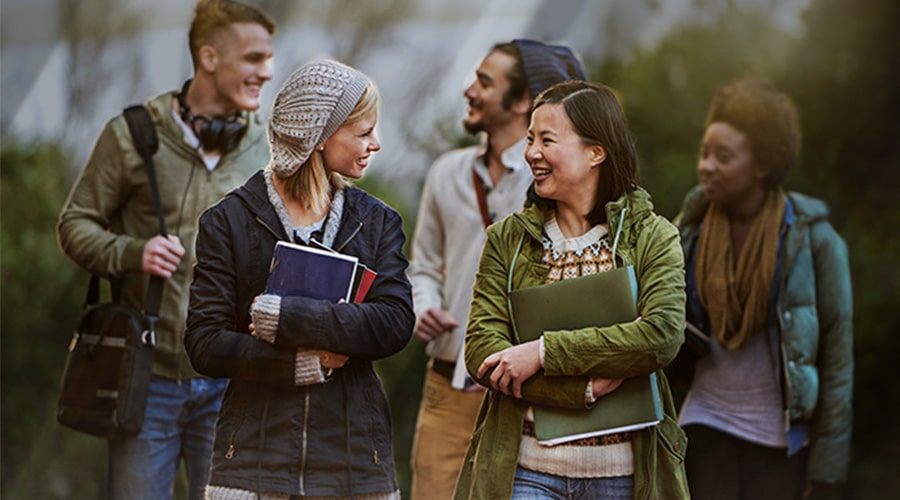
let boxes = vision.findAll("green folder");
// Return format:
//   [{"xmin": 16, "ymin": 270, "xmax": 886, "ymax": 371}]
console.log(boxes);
[{"xmin": 509, "ymin": 265, "xmax": 663, "ymax": 446}]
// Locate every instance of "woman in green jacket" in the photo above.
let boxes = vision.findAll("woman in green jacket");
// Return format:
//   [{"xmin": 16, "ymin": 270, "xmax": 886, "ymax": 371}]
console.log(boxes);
[
  {"xmin": 454, "ymin": 80, "xmax": 689, "ymax": 500},
  {"xmin": 670, "ymin": 79, "xmax": 853, "ymax": 500}
]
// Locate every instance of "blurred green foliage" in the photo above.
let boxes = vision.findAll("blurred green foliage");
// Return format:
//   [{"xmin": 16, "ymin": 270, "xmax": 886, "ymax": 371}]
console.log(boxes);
[
  {"xmin": 596, "ymin": 0, "xmax": 900, "ymax": 498},
  {"xmin": 0, "ymin": 138, "xmax": 104, "ymax": 498},
  {"xmin": 2, "ymin": 0, "xmax": 898, "ymax": 498}
]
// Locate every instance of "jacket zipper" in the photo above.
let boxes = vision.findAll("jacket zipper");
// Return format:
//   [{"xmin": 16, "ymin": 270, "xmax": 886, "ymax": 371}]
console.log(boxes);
[
  {"xmin": 299, "ymin": 386, "xmax": 310, "ymax": 495},
  {"xmin": 335, "ymin": 220, "xmax": 363, "ymax": 253},
  {"xmin": 225, "ymin": 413, "xmax": 247, "ymax": 460},
  {"xmin": 256, "ymin": 216, "xmax": 283, "ymax": 241},
  {"xmin": 778, "ymin": 218, "xmax": 803, "ymax": 433},
  {"xmin": 777, "ymin": 297, "xmax": 793, "ymax": 434}
]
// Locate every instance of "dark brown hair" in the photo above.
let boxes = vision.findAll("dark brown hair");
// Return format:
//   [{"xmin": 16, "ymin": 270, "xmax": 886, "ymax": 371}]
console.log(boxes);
[
  {"xmin": 527, "ymin": 80, "xmax": 638, "ymax": 225},
  {"xmin": 490, "ymin": 42, "xmax": 528, "ymax": 111},
  {"xmin": 705, "ymin": 78, "xmax": 801, "ymax": 188}
]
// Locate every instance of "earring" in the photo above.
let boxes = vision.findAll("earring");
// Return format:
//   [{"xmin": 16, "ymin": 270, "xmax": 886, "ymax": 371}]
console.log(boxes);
[{"xmin": 317, "ymin": 146, "xmax": 325, "ymax": 152}]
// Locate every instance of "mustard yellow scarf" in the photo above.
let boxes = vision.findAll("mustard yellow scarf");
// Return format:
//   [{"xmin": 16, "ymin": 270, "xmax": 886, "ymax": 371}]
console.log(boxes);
[{"xmin": 695, "ymin": 189, "xmax": 785, "ymax": 350}]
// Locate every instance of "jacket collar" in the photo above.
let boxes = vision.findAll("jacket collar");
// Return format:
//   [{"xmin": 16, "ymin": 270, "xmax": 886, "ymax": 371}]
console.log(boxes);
[
  {"xmin": 144, "ymin": 91, "xmax": 266, "ymax": 159},
  {"xmin": 474, "ymin": 136, "xmax": 530, "ymax": 175},
  {"xmin": 229, "ymin": 170, "xmax": 371, "ymax": 252},
  {"xmin": 515, "ymin": 186, "xmax": 655, "ymax": 249}
]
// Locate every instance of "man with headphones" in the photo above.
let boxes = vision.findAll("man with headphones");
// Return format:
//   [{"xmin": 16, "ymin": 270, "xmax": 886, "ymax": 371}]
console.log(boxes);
[{"xmin": 57, "ymin": 2, "xmax": 275, "ymax": 499}]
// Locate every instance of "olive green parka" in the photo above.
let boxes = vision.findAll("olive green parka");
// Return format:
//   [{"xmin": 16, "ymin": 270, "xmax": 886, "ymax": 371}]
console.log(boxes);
[
  {"xmin": 58, "ymin": 91, "xmax": 269, "ymax": 380},
  {"xmin": 455, "ymin": 188, "xmax": 690, "ymax": 500}
]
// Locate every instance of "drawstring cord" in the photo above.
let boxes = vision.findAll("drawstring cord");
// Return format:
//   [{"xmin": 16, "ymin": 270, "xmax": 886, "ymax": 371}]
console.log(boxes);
[{"xmin": 611, "ymin": 207, "xmax": 627, "ymax": 269}]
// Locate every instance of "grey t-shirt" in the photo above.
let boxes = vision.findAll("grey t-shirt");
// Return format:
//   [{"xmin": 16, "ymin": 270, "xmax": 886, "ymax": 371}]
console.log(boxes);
[{"xmin": 679, "ymin": 329, "xmax": 788, "ymax": 448}]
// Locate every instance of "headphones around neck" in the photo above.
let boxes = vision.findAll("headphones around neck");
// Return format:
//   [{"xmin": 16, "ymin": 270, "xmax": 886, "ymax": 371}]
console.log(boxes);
[{"xmin": 177, "ymin": 79, "xmax": 248, "ymax": 154}]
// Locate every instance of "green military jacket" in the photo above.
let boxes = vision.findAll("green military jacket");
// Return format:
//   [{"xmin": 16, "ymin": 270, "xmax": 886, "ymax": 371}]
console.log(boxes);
[
  {"xmin": 455, "ymin": 188, "xmax": 690, "ymax": 500},
  {"xmin": 58, "ymin": 91, "xmax": 270, "ymax": 380}
]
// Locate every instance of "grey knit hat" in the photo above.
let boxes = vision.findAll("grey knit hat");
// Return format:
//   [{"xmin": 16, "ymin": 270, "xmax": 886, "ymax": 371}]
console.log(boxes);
[
  {"xmin": 268, "ymin": 59, "xmax": 371, "ymax": 178},
  {"xmin": 512, "ymin": 39, "xmax": 587, "ymax": 100}
]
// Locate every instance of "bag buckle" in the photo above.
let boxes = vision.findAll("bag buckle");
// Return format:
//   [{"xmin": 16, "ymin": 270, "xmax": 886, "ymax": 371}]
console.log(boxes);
[{"xmin": 141, "ymin": 317, "xmax": 158, "ymax": 347}]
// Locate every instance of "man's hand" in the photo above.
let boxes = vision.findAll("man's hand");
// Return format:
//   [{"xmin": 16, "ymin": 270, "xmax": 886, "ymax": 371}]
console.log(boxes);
[
  {"xmin": 413, "ymin": 308, "xmax": 459, "ymax": 342},
  {"xmin": 142, "ymin": 234, "xmax": 185, "ymax": 278}
]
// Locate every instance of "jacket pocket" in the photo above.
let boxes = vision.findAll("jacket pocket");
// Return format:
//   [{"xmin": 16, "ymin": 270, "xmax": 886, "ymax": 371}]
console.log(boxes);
[
  {"xmin": 657, "ymin": 413, "xmax": 687, "ymax": 463},
  {"xmin": 649, "ymin": 413, "xmax": 690, "ymax": 500}
]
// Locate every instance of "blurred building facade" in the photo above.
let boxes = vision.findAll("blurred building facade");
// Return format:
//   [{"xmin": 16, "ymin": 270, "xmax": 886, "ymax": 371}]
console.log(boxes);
[{"xmin": 1, "ymin": 0, "xmax": 810, "ymax": 198}]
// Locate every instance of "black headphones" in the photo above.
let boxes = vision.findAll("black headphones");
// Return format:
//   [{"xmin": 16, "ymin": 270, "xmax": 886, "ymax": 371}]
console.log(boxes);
[{"xmin": 176, "ymin": 79, "xmax": 248, "ymax": 154}]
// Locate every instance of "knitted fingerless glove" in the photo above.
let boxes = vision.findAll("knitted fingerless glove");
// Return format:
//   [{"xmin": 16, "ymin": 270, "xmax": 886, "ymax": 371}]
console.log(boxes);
[
  {"xmin": 250, "ymin": 294, "xmax": 281, "ymax": 344},
  {"xmin": 294, "ymin": 349, "xmax": 326, "ymax": 386},
  {"xmin": 250, "ymin": 294, "xmax": 326, "ymax": 386}
]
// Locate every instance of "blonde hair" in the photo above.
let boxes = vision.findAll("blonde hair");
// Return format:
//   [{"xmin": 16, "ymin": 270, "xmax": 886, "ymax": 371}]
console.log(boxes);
[{"xmin": 281, "ymin": 83, "xmax": 380, "ymax": 213}]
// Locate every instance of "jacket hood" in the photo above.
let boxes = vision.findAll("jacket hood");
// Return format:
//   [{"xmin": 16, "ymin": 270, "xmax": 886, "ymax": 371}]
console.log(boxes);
[
  {"xmin": 786, "ymin": 191, "xmax": 831, "ymax": 224},
  {"xmin": 229, "ymin": 170, "xmax": 281, "ymax": 235},
  {"xmin": 227, "ymin": 170, "xmax": 386, "ymax": 249}
]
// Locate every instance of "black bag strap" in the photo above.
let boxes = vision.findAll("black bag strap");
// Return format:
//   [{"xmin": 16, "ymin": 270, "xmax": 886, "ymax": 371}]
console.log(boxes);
[
  {"xmin": 123, "ymin": 105, "xmax": 165, "ymax": 346},
  {"xmin": 124, "ymin": 105, "xmax": 165, "ymax": 236},
  {"xmin": 83, "ymin": 105, "xmax": 165, "ymax": 346}
]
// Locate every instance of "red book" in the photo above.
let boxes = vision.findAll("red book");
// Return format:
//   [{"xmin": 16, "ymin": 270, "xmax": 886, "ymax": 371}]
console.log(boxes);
[
  {"xmin": 352, "ymin": 264, "xmax": 378, "ymax": 303},
  {"xmin": 307, "ymin": 239, "xmax": 378, "ymax": 303}
]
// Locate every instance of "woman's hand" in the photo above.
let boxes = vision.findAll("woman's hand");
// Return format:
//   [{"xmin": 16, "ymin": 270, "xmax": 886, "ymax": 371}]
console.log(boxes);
[
  {"xmin": 249, "ymin": 296, "xmax": 260, "ymax": 336},
  {"xmin": 317, "ymin": 350, "xmax": 349, "ymax": 369},
  {"xmin": 590, "ymin": 377, "xmax": 625, "ymax": 399},
  {"xmin": 477, "ymin": 340, "xmax": 542, "ymax": 398}
]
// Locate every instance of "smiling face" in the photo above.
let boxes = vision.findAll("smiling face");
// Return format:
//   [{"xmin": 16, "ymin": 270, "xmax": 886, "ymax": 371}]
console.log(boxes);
[
  {"xmin": 698, "ymin": 121, "xmax": 767, "ymax": 210},
  {"xmin": 321, "ymin": 108, "xmax": 381, "ymax": 180},
  {"xmin": 207, "ymin": 22, "xmax": 274, "ymax": 114},
  {"xmin": 526, "ymin": 103, "xmax": 604, "ymax": 210},
  {"xmin": 462, "ymin": 50, "xmax": 527, "ymax": 135}
]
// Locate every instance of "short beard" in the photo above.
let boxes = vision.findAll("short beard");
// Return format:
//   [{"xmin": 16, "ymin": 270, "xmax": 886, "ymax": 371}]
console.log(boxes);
[{"xmin": 462, "ymin": 118, "xmax": 483, "ymax": 135}]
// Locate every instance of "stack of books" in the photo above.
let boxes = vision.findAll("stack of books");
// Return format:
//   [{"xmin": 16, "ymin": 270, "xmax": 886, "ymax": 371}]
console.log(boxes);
[{"xmin": 265, "ymin": 240, "xmax": 377, "ymax": 303}]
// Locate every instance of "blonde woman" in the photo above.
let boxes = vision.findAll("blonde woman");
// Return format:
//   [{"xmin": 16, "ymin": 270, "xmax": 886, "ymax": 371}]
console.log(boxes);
[{"xmin": 186, "ymin": 59, "xmax": 413, "ymax": 500}]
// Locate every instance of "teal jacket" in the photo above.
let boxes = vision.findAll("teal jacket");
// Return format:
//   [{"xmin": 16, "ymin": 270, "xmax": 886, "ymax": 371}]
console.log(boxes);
[
  {"xmin": 673, "ymin": 186, "xmax": 854, "ymax": 484},
  {"xmin": 455, "ymin": 188, "xmax": 690, "ymax": 500},
  {"xmin": 58, "ymin": 91, "xmax": 270, "ymax": 380}
]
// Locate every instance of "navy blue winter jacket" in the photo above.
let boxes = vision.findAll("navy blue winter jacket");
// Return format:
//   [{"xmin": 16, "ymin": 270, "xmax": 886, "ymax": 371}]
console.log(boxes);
[{"xmin": 185, "ymin": 170, "xmax": 414, "ymax": 496}]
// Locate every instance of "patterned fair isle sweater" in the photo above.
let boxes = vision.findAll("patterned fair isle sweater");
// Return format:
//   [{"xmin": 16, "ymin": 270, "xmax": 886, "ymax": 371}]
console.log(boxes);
[{"xmin": 516, "ymin": 217, "xmax": 635, "ymax": 479}]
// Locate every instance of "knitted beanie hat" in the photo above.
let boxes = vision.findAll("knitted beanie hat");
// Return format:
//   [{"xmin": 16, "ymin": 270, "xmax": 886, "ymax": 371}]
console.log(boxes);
[
  {"xmin": 512, "ymin": 39, "xmax": 587, "ymax": 99},
  {"xmin": 268, "ymin": 59, "xmax": 371, "ymax": 178}
]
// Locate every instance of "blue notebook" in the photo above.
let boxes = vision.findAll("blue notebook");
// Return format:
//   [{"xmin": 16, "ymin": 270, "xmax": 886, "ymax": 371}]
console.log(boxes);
[{"xmin": 265, "ymin": 241, "xmax": 358, "ymax": 303}]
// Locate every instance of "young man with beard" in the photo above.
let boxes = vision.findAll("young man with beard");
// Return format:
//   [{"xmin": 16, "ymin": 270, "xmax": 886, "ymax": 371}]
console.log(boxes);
[
  {"xmin": 407, "ymin": 39, "xmax": 586, "ymax": 500},
  {"xmin": 57, "ymin": 1, "xmax": 275, "ymax": 498}
]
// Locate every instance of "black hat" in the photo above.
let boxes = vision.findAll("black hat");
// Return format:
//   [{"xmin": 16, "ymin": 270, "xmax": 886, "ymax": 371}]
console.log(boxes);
[{"xmin": 513, "ymin": 39, "xmax": 587, "ymax": 99}]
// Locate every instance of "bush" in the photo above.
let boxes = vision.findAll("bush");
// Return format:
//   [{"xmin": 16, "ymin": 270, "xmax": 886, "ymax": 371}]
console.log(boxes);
[{"xmin": 1, "ymin": 137, "xmax": 92, "ymax": 497}]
